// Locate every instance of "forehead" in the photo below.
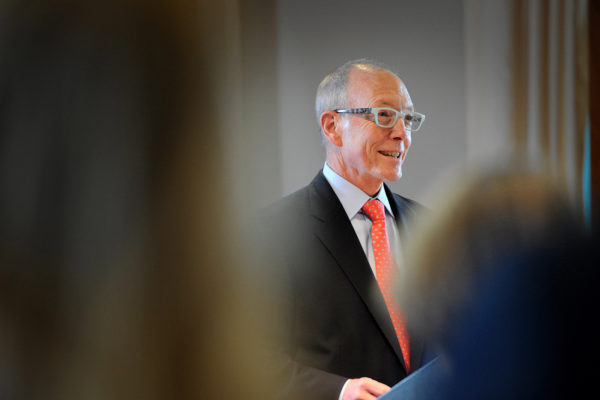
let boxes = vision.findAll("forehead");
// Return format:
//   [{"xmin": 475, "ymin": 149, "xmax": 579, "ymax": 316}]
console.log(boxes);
[{"xmin": 347, "ymin": 67, "xmax": 412, "ymax": 108}]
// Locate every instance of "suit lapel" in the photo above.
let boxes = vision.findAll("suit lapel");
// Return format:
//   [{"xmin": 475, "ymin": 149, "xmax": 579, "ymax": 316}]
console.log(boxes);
[{"xmin": 308, "ymin": 172, "xmax": 407, "ymax": 371}]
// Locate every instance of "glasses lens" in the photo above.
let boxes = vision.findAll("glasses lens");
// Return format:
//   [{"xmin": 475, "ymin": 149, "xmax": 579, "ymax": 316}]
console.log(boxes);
[
  {"xmin": 375, "ymin": 108, "xmax": 397, "ymax": 128},
  {"xmin": 404, "ymin": 112, "xmax": 424, "ymax": 131}
]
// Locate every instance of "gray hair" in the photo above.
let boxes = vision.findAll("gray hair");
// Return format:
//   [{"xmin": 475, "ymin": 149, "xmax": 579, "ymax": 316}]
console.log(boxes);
[{"xmin": 315, "ymin": 58, "xmax": 396, "ymax": 136}]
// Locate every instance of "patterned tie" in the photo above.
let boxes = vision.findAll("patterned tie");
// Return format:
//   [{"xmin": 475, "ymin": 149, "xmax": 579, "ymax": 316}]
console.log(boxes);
[{"xmin": 361, "ymin": 199, "xmax": 410, "ymax": 371}]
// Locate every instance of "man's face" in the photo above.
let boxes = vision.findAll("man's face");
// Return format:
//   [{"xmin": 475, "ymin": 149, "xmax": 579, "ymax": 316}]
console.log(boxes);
[{"xmin": 334, "ymin": 67, "xmax": 413, "ymax": 194}]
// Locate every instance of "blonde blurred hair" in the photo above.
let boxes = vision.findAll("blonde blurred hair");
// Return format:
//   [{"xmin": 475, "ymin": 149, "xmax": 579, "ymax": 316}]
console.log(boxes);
[{"xmin": 401, "ymin": 167, "xmax": 581, "ymax": 342}]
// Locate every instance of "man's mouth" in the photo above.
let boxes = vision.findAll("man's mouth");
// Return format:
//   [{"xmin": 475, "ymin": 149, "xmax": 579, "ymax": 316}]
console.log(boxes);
[{"xmin": 379, "ymin": 151, "xmax": 401, "ymax": 159}]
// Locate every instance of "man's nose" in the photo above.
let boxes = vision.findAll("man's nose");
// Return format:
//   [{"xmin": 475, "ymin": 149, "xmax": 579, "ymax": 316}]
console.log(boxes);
[{"xmin": 390, "ymin": 120, "xmax": 407, "ymax": 140}]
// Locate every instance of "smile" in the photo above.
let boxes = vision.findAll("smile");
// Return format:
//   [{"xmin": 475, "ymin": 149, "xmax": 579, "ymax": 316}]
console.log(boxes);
[{"xmin": 379, "ymin": 151, "xmax": 401, "ymax": 159}]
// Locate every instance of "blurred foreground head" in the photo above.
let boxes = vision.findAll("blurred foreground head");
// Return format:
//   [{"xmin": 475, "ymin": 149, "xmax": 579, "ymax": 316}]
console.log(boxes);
[
  {"xmin": 0, "ymin": 1, "xmax": 266, "ymax": 399},
  {"xmin": 402, "ymin": 167, "xmax": 598, "ymax": 399}
]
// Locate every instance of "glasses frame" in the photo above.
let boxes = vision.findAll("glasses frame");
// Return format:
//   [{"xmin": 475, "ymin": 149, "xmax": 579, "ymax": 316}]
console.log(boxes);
[{"xmin": 333, "ymin": 107, "xmax": 426, "ymax": 131}]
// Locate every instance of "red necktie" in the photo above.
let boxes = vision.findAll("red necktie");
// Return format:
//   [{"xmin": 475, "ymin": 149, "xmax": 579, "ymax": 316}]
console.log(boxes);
[{"xmin": 361, "ymin": 199, "xmax": 410, "ymax": 371}]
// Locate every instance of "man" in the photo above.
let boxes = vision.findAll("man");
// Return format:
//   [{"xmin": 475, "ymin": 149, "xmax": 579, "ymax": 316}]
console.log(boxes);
[{"xmin": 258, "ymin": 59, "xmax": 427, "ymax": 400}]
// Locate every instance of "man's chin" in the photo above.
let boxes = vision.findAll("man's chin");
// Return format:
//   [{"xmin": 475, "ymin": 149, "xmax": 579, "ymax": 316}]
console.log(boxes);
[{"xmin": 382, "ymin": 169, "xmax": 402, "ymax": 182}]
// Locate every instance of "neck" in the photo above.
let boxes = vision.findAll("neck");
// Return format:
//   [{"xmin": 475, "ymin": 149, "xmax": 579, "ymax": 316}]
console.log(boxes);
[{"xmin": 326, "ymin": 156, "xmax": 382, "ymax": 197}]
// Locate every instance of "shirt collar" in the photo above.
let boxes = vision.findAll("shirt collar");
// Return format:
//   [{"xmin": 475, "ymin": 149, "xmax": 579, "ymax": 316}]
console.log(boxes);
[{"xmin": 322, "ymin": 163, "xmax": 395, "ymax": 219}]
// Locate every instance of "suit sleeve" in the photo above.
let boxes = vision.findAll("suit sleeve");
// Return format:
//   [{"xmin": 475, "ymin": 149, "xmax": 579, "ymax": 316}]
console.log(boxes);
[{"xmin": 246, "ymin": 213, "xmax": 350, "ymax": 400}]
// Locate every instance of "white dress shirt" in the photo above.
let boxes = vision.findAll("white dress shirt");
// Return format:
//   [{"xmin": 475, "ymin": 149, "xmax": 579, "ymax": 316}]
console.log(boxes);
[{"xmin": 322, "ymin": 163, "xmax": 404, "ymax": 276}]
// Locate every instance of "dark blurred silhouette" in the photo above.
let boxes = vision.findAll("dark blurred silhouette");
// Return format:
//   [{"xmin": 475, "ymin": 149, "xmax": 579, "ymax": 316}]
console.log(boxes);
[
  {"xmin": 399, "ymin": 168, "xmax": 599, "ymax": 399},
  {"xmin": 0, "ymin": 1, "xmax": 269, "ymax": 399}
]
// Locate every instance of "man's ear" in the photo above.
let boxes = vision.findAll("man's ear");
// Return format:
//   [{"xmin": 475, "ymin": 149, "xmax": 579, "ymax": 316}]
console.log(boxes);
[{"xmin": 320, "ymin": 110, "xmax": 343, "ymax": 147}]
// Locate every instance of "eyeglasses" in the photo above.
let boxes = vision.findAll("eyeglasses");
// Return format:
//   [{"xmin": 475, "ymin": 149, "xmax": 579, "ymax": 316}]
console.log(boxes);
[{"xmin": 334, "ymin": 107, "xmax": 426, "ymax": 131}]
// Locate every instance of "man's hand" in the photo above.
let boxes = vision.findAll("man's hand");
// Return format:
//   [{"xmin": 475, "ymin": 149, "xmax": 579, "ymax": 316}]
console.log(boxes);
[{"xmin": 342, "ymin": 377, "xmax": 391, "ymax": 400}]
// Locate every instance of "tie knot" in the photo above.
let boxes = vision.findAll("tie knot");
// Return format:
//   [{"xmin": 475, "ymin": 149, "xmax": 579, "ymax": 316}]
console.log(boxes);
[{"xmin": 361, "ymin": 199, "xmax": 386, "ymax": 222}]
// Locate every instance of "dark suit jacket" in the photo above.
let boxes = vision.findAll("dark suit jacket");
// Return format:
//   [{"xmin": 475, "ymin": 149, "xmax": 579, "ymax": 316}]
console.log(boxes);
[{"xmin": 258, "ymin": 171, "xmax": 427, "ymax": 400}]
